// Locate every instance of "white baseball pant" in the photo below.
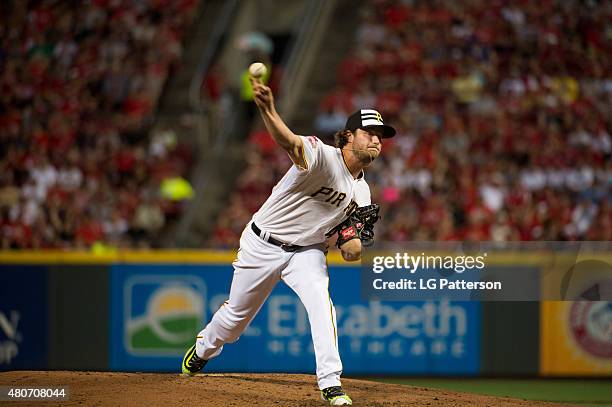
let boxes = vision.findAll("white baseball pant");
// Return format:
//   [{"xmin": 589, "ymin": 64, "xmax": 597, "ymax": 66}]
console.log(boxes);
[{"xmin": 195, "ymin": 223, "xmax": 343, "ymax": 389}]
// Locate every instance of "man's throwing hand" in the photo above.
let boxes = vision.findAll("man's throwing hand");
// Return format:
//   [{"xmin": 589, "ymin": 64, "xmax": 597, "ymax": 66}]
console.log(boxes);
[{"xmin": 251, "ymin": 78, "xmax": 274, "ymax": 112}]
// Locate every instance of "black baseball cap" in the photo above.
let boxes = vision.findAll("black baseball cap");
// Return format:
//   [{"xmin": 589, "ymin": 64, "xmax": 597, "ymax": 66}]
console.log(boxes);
[{"xmin": 344, "ymin": 109, "xmax": 396, "ymax": 138}]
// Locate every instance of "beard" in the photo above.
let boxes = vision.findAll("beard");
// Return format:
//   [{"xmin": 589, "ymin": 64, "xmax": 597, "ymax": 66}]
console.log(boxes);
[{"xmin": 355, "ymin": 148, "xmax": 379, "ymax": 164}]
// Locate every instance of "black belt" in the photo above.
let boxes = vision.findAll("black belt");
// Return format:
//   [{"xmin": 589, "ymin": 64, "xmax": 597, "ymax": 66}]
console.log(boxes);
[{"xmin": 251, "ymin": 223, "xmax": 301, "ymax": 252}]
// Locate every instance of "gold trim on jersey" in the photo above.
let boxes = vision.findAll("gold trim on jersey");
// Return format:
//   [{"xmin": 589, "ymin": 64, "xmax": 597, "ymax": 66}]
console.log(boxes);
[{"xmin": 290, "ymin": 138, "xmax": 308, "ymax": 170}]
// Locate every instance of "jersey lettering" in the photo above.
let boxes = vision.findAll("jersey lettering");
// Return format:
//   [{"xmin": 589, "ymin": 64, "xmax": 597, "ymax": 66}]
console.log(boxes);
[
  {"xmin": 344, "ymin": 200, "xmax": 358, "ymax": 216},
  {"xmin": 311, "ymin": 187, "xmax": 333, "ymax": 198},
  {"xmin": 311, "ymin": 187, "xmax": 348, "ymax": 207},
  {"xmin": 331, "ymin": 193, "xmax": 346, "ymax": 207},
  {"xmin": 325, "ymin": 191, "xmax": 338, "ymax": 202}
]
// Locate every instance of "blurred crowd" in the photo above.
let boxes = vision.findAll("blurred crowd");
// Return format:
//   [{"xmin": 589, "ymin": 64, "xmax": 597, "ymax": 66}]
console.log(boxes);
[
  {"xmin": 0, "ymin": 0, "xmax": 197, "ymax": 249},
  {"xmin": 210, "ymin": 0, "xmax": 611, "ymax": 248}
]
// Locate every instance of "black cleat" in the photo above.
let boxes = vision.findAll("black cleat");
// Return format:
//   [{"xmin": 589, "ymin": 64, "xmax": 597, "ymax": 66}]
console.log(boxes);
[
  {"xmin": 181, "ymin": 344, "xmax": 207, "ymax": 376},
  {"xmin": 321, "ymin": 386, "xmax": 352, "ymax": 405}
]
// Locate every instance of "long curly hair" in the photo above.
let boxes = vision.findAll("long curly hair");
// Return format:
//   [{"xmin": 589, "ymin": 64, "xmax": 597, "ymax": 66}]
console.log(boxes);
[{"xmin": 333, "ymin": 129, "xmax": 352, "ymax": 148}]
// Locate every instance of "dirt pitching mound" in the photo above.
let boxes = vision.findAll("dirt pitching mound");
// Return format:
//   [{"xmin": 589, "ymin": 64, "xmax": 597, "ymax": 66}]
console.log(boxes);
[{"xmin": 0, "ymin": 371, "xmax": 566, "ymax": 406}]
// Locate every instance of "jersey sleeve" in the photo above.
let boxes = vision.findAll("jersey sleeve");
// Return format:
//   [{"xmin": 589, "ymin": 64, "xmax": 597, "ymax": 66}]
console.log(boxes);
[
  {"xmin": 298, "ymin": 135, "xmax": 325, "ymax": 172},
  {"xmin": 354, "ymin": 179, "xmax": 372, "ymax": 206}
]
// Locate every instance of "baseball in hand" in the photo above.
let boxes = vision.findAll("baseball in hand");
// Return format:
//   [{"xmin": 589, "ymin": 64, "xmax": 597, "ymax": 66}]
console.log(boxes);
[{"xmin": 248, "ymin": 62, "xmax": 267, "ymax": 79}]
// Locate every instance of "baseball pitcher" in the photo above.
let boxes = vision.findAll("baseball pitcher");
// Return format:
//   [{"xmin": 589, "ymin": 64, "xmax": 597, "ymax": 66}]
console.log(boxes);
[{"xmin": 182, "ymin": 77, "xmax": 395, "ymax": 406}]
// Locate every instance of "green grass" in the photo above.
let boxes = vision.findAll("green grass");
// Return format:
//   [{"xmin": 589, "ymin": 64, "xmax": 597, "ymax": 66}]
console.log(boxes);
[{"xmin": 368, "ymin": 378, "xmax": 612, "ymax": 406}]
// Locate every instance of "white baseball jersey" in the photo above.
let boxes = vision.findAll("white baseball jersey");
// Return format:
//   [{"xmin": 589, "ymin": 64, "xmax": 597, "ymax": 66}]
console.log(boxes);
[{"xmin": 252, "ymin": 135, "xmax": 371, "ymax": 246}]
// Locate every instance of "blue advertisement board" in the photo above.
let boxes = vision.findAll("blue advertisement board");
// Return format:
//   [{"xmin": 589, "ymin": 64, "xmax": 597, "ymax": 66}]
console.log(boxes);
[
  {"xmin": 110, "ymin": 264, "xmax": 480, "ymax": 374},
  {"xmin": 0, "ymin": 266, "xmax": 48, "ymax": 370}
]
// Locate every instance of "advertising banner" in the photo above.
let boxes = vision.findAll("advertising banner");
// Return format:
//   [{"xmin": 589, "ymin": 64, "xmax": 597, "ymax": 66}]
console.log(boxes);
[
  {"xmin": 541, "ymin": 301, "xmax": 612, "ymax": 375},
  {"xmin": 110, "ymin": 264, "xmax": 480, "ymax": 374},
  {"xmin": 0, "ymin": 266, "xmax": 48, "ymax": 370}
]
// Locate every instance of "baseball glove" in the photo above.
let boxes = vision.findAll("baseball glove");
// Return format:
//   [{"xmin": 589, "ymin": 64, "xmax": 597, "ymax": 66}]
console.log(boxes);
[{"xmin": 326, "ymin": 204, "xmax": 381, "ymax": 248}]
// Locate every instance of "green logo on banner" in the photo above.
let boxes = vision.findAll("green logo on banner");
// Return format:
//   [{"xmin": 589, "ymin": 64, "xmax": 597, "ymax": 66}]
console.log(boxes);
[{"xmin": 125, "ymin": 277, "xmax": 206, "ymax": 355}]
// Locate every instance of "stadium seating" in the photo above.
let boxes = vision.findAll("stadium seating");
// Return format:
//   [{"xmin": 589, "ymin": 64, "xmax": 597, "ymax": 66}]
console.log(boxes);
[
  {"xmin": 210, "ymin": 0, "xmax": 611, "ymax": 247},
  {"xmin": 0, "ymin": 0, "xmax": 198, "ymax": 248}
]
